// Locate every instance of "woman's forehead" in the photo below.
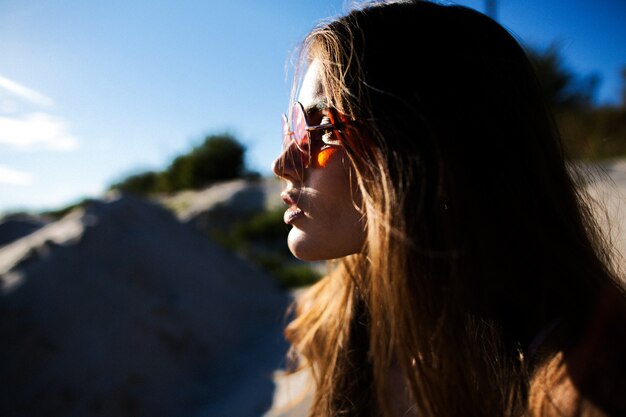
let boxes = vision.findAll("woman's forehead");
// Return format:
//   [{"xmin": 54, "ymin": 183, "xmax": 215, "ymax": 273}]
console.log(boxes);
[{"xmin": 298, "ymin": 59, "xmax": 327, "ymax": 113}]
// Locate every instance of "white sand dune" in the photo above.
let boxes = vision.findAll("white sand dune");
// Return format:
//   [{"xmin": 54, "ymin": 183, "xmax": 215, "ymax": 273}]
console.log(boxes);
[
  {"xmin": 0, "ymin": 193, "xmax": 290, "ymax": 417},
  {"xmin": 583, "ymin": 159, "xmax": 626, "ymax": 271},
  {"xmin": 161, "ymin": 177, "xmax": 283, "ymax": 228}
]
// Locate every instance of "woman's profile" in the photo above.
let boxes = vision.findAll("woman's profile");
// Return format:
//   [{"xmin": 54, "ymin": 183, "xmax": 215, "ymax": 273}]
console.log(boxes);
[{"xmin": 270, "ymin": 1, "xmax": 626, "ymax": 416}]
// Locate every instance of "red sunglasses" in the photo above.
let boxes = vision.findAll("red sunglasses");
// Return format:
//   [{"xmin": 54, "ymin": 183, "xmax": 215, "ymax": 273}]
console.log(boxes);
[{"xmin": 282, "ymin": 101, "xmax": 343, "ymax": 168}]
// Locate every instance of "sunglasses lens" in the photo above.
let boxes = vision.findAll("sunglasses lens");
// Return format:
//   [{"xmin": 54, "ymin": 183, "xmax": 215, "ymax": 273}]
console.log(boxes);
[
  {"xmin": 281, "ymin": 114, "xmax": 291, "ymax": 148},
  {"xmin": 281, "ymin": 103, "xmax": 313, "ymax": 167},
  {"xmin": 290, "ymin": 103, "xmax": 309, "ymax": 153}
]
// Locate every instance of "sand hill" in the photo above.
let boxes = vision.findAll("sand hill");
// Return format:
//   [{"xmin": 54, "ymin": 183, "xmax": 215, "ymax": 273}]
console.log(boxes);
[
  {"xmin": 585, "ymin": 159, "xmax": 626, "ymax": 270},
  {"xmin": 0, "ymin": 193, "xmax": 290, "ymax": 417}
]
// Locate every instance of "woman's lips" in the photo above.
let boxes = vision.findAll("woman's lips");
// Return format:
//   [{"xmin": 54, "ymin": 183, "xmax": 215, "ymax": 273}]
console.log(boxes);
[
  {"xmin": 281, "ymin": 191, "xmax": 305, "ymax": 224},
  {"xmin": 284, "ymin": 206, "xmax": 305, "ymax": 224}
]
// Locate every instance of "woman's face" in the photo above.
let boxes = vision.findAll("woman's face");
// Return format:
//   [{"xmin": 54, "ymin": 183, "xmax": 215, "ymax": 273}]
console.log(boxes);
[{"xmin": 272, "ymin": 60, "xmax": 366, "ymax": 261}]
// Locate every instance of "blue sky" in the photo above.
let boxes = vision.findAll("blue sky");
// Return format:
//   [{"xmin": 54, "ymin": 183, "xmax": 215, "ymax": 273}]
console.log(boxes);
[{"xmin": 1, "ymin": 0, "xmax": 625, "ymax": 214}]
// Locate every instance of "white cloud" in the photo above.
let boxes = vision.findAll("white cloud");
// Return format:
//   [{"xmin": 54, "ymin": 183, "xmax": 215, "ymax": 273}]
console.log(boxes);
[
  {"xmin": 0, "ymin": 99, "xmax": 18, "ymax": 114},
  {"xmin": 0, "ymin": 112, "xmax": 79, "ymax": 151},
  {"xmin": 0, "ymin": 74, "xmax": 54, "ymax": 107},
  {"xmin": 0, "ymin": 165, "xmax": 34, "ymax": 185}
]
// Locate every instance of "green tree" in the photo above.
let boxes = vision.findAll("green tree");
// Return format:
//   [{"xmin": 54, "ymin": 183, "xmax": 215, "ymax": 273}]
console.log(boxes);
[
  {"xmin": 522, "ymin": 43, "xmax": 626, "ymax": 160},
  {"xmin": 184, "ymin": 133, "xmax": 246, "ymax": 188},
  {"xmin": 167, "ymin": 154, "xmax": 194, "ymax": 190},
  {"xmin": 526, "ymin": 42, "xmax": 599, "ymax": 111},
  {"xmin": 110, "ymin": 171, "xmax": 170, "ymax": 195}
]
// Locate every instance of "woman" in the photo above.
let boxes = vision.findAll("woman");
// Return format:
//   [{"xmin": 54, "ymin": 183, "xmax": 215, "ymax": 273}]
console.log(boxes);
[{"xmin": 271, "ymin": 1, "xmax": 626, "ymax": 416}]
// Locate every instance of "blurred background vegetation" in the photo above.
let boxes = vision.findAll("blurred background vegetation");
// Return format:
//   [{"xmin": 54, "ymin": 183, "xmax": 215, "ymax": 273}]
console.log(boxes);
[{"xmin": 526, "ymin": 43, "xmax": 626, "ymax": 160}]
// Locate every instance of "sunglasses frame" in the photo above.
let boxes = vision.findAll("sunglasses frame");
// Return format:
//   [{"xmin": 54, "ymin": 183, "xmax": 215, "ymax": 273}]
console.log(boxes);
[{"xmin": 282, "ymin": 101, "xmax": 344, "ymax": 168}]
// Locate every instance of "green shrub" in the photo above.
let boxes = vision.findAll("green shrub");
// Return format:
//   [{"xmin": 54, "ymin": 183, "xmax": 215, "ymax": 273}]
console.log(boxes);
[
  {"xmin": 557, "ymin": 107, "xmax": 626, "ymax": 160},
  {"xmin": 186, "ymin": 134, "xmax": 245, "ymax": 187},
  {"xmin": 165, "ymin": 134, "xmax": 245, "ymax": 190},
  {"xmin": 208, "ymin": 208, "xmax": 322, "ymax": 289},
  {"xmin": 232, "ymin": 209, "xmax": 289, "ymax": 243},
  {"xmin": 253, "ymin": 253, "xmax": 322, "ymax": 289},
  {"xmin": 109, "ymin": 171, "xmax": 170, "ymax": 196}
]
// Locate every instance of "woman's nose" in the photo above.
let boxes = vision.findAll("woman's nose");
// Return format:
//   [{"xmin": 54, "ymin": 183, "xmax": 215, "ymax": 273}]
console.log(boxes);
[{"xmin": 271, "ymin": 142, "xmax": 305, "ymax": 182}]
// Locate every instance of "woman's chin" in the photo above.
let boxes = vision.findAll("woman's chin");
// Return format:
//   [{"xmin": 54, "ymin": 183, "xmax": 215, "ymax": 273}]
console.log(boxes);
[
  {"xmin": 287, "ymin": 227, "xmax": 362, "ymax": 261},
  {"xmin": 287, "ymin": 228, "xmax": 338, "ymax": 261},
  {"xmin": 287, "ymin": 229, "xmax": 321, "ymax": 261}
]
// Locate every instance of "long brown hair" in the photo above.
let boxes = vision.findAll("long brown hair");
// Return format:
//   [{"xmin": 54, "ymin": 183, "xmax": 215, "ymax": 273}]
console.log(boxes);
[{"xmin": 282, "ymin": 2, "xmax": 626, "ymax": 416}]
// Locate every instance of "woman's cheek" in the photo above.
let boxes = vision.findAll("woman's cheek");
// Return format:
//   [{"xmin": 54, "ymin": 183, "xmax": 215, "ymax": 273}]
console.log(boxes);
[{"xmin": 316, "ymin": 147, "xmax": 339, "ymax": 168}]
